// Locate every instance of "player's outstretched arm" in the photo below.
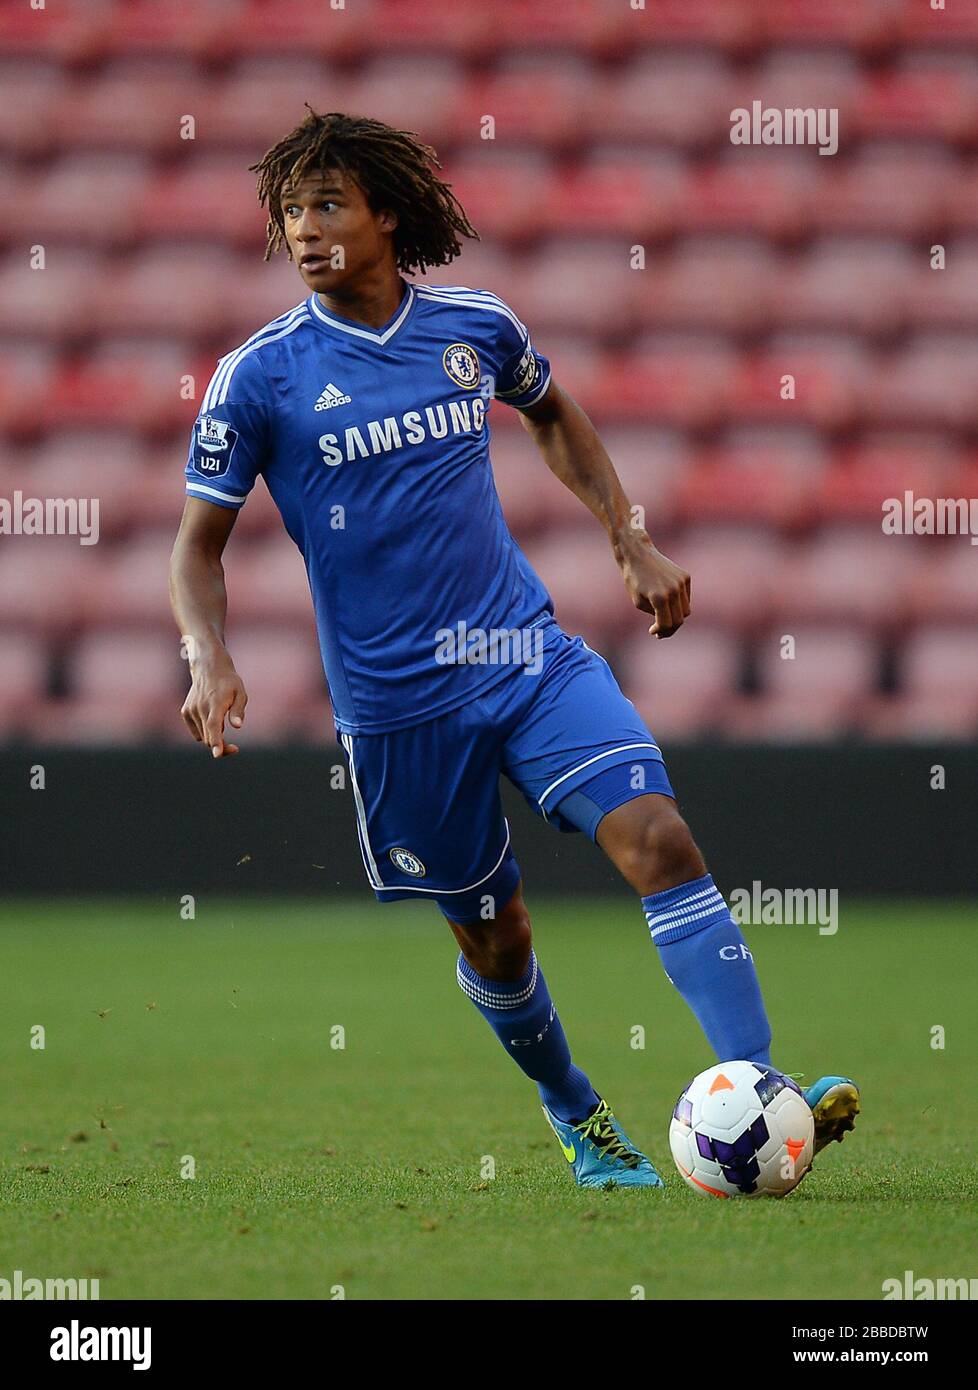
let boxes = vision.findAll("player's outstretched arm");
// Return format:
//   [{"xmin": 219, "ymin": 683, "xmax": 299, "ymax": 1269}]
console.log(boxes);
[
  {"xmin": 518, "ymin": 382, "xmax": 691, "ymax": 638},
  {"xmin": 169, "ymin": 497, "xmax": 249, "ymax": 757}
]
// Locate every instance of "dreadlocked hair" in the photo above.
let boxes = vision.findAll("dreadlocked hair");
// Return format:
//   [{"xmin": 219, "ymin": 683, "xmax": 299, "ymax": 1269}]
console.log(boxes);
[{"xmin": 249, "ymin": 107, "xmax": 479, "ymax": 275}]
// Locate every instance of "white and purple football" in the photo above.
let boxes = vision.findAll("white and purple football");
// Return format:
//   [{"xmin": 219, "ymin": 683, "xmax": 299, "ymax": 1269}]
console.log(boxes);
[{"xmin": 669, "ymin": 1061, "xmax": 814, "ymax": 1198}]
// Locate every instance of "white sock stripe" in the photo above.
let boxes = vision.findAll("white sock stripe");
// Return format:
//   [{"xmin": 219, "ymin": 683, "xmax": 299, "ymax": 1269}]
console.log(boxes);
[
  {"xmin": 457, "ymin": 954, "xmax": 538, "ymax": 1010},
  {"xmin": 645, "ymin": 893, "xmax": 727, "ymax": 934},
  {"xmin": 643, "ymin": 883, "xmax": 723, "ymax": 926},
  {"xmin": 648, "ymin": 900, "xmax": 729, "ymax": 939}
]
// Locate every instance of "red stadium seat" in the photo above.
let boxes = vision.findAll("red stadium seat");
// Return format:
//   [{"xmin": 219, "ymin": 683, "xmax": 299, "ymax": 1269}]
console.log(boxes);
[
  {"xmin": 907, "ymin": 238, "xmax": 978, "ymax": 330},
  {"xmin": 947, "ymin": 160, "xmax": 978, "ymax": 234},
  {"xmin": 417, "ymin": 244, "xmax": 521, "ymax": 298},
  {"xmin": 899, "ymin": 0, "xmax": 978, "ymax": 44},
  {"xmin": 758, "ymin": 0, "xmax": 891, "ymax": 48},
  {"xmin": 674, "ymin": 449, "xmax": 810, "ymax": 528},
  {"xmin": 225, "ymin": 624, "xmax": 324, "ymax": 707},
  {"xmin": 666, "ymin": 525, "xmax": 787, "ymax": 631},
  {"xmin": 223, "ymin": 0, "xmax": 370, "ymax": 61},
  {"xmin": 602, "ymin": 336, "xmax": 738, "ymax": 428},
  {"xmin": 740, "ymin": 50, "xmax": 862, "ymax": 114},
  {"xmin": 907, "ymin": 539, "xmax": 978, "ymax": 624},
  {"xmin": 811, "ymin": 146, "xmax": 956, "ymax": 237},
  {"xmin": 901, "ymin": 626, "xmax": 978, "ymax": 697},
  {"xmin": 680, "ymin": 152, "xmax": 817, "ymax": 239},
  {"xmin": 775, "ymin": 240, "xmax": 914, "ymax": 337},
  {"xmin": 628, "ymin": 0, "xmax": 753, "ymax": 52},
  {"xmin": 0, "ymin": 60, "xmax": 61, "ymax": 154},
  {"xmin": 16, "ymin": 432, "xmax": 154, "ymax": 540},
  {"xmin": 521, "ymin": 526, "xmax": 637, "ymax": 647},
  {"xmin": 517, "ymin": 239, "xmax": 636, "ymax": 335},
  {"xmin": 0, "ymin": 540, "xmax": 100, "ymax": 634},
  {"xmin": 598, "ymin": 426, "xmax": 691, "ymax": 532},
  {"xmin": 865, "ymin": 627, "xmax": 978, "ymax": 740},
  {"xmin": 51, "ymin": 61, "xmax": 205, "ymax": 153},
  {"xmin": 592, "ymin": 54, "xmax": 734, "ymax": 147},
  {"xmin": 442, "ymin": 149, "xmax": 557, "ymax": 242},
  {"xmin": 29, "ymin": 697, "xmax": 170, "ymax": 746},
  {"xmin": 636, "ymin": 237, "xmax": 778, "ymax": 334},
  {"xmin": 0, "ymin": 630, "xmax": 48, "ymax": 717},
  {"xmin": 99, "ymin": 0, "xmax": 246, "ymax": 60},
  {"xmin": 6, "ymin": 154, "xmax": 151, "ymax": 248},
  {"xmin": 464, "ymin": 0, "xmax": 625, "ymax": 57},
  {"xmin": 87, "ymin": 247, "xmax": 230, "ymax": 336},
  {"xmin": 867, "ymin": 337, "xmax": 978, "ymax": 431},
  {"xmin": 0, "ymin": 341, "xmax": 59, "ymax": 433},
  {"xmin": 221, "ymin": 258, "xmax": 311, "ymax": 339},
  {"xmin": 816, "ymin": 437, "xmax": 961, "ymax": 524},
  {"xmin": 89, "ymin": 531, "xmax": 182, "ymax": 627},
  {"xmin": 723, "ymin": 627, "xmax": 880, "ymax": 741},
  {"xmin": 621, "ymin": 625, "xmax": 743, "ymax": 739},
  {"xmin": 856, "ymin": 66, "xmax": 978, "ymax": 142},
  {"xmin": 0, "ymin": 250, "xmax": 105, "ymax": 339},
  {"xmin": 0, "ymin": 3, "xmax": 95, "ymax": 64},
  {"xmin": 68, "ymin": 627, "xmax": 183, "ymax": 701},
  {"xmin": 229, "ymin": 537, "xmax": 315, "ymax": 622},
  {"xmin": 724, "ymin": 338, "xmax": 871, "ymax": 431},
  {"xmin": 459, "ymin": 56, "xmax": 599, "ymax": 148},
  {"xmin": 363, "ymin": 0, "xmax": 492, "ymax": 59},
  {"xmin": 136, "ymin": 157, "xmax": 267, "ymax": 246},
  {"xmin": 344, "ymin": 56, "xmax": 467, "ymax": 145},
  {"xmin": 771, "ymin": 527, "xmax": 910, "ymax": 629},
  {"xmin": 543, "ymin": 149, "xmax": 686, "ymax": 239},
  {"xmin": 46, "ymin": 342, "xmax": 198, "ymax": 433},
  {"xmin": 200, "ymin": 60, "xmax": 349, "ymax": 149}
]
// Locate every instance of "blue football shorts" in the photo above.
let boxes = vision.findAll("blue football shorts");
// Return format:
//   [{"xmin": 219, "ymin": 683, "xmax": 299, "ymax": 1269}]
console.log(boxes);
[{"xmin": 338, "ymin": 617, "xmax": 674, "ymax": 924}]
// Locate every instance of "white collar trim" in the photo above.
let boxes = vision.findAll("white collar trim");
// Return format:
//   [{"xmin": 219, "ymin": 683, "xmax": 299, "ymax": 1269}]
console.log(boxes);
[{"xmin": 308, "ymin": 283, "xmax": 415, "ymax": 344}]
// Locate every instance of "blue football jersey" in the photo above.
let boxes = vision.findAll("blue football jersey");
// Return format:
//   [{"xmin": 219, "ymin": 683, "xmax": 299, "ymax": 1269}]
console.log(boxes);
[{"xmin": 185, "ymin": 281, "xmax": 555, "ymax": 734}]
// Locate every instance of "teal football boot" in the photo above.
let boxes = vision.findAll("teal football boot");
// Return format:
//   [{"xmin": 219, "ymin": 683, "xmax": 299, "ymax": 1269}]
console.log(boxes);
[
  {"xmin": 542, "ymin": 1096, "xmax": 665, "ymax": 1189},
  {"xmin": 802, "ymin": 1075, "xmax": 861, "ymax": 1154}
]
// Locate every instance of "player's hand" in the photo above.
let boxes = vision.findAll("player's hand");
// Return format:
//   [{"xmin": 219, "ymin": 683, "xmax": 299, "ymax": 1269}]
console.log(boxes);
[
  {"xmin": 180, "ymin": 650, "xmax": 248, "ymax": 757},
  {"xmin": 618, "ymin": 539, "xmax": 691, "ymax": 639}
]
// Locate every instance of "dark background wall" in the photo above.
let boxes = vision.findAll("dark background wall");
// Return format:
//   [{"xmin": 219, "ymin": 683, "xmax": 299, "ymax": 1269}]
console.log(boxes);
[{"xmin": 1, "ymin": 745, "xmax": 973, "ymax": 897}]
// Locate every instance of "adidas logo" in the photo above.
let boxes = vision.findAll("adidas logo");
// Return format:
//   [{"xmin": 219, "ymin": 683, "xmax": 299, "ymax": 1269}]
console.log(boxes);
[{"xmin": 314, "ymin": 382, "xmax": 352, "ymax": 411}]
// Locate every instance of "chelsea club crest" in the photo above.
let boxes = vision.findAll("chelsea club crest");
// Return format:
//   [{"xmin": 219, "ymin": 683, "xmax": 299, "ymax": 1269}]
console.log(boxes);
[
  {"xmin": 390, "ymin": 846, "xmax": 426, "ymax": 877},
  {"xmin": 442, "ymin": 342, "xmax": 480, "ymax": 389}
]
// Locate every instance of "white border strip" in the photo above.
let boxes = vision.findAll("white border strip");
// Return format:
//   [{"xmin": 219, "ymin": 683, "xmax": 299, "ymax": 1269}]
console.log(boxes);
[
  {"xmin": 341, "ymin": 733, "xmax": 383, "ymax": 889},
  {"xmin": 308, "ymin": 284, "xmax": 415, "ymax": 344},
  {"xmin": 203, "ymin": 303, "xmax": 309, "ymax": 410},
  {"xmin": 185, "ymin": 481, "xmax": 248, "ymax": 505},
  {"xmin": 376, "ymin": 820, "xmax": 512, "ymax": 895},
  {"xmin": 538, "ymin": 742, "xmax": 661, "ymax": 812}
]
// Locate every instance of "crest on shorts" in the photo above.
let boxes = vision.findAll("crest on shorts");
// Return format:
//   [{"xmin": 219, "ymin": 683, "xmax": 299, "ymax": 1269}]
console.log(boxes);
[
  {"xmin": 390, "ymin": 846, "xmax": 426, "ymax": 877},
  {"xmin": 442, "ymin": 342, "xmax": 480, "ymax": 389}
]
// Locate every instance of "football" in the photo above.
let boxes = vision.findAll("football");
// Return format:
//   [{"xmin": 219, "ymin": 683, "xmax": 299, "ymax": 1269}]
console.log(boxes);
[{"xmin": 669, "ymin": 1061, "xmax": 815, "ymax": 1198}]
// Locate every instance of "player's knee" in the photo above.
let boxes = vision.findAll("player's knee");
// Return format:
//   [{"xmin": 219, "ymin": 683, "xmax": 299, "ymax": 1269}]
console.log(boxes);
[
  {"xmin": 624, "ymin": 806, "xmax": 705, "ymax": 896},
  {"xmin": 457, "ymin": 898, "xmax": 533, "ymax": 982}
]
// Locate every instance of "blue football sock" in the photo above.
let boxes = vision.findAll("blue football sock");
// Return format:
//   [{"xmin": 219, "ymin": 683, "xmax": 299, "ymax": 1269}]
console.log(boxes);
[
  {"xmin": 643, "ymin": 874, "xmax": 773, "ymax": 1065},
  {"xmin": 456, "ymin": 951, "xmax": 599, "ymax": 1123}
]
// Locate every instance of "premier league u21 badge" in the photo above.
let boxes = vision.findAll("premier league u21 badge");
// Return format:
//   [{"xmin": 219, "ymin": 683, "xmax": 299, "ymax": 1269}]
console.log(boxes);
[{"xmin": 442, "ymin": 342, "xmax": 481, "ymax": 389}]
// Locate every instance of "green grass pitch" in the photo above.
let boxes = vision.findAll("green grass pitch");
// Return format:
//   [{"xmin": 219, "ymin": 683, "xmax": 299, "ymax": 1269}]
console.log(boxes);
[{"xmin": 2, "ymin": 898, "xmax": 975, "ymax": 1301}]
